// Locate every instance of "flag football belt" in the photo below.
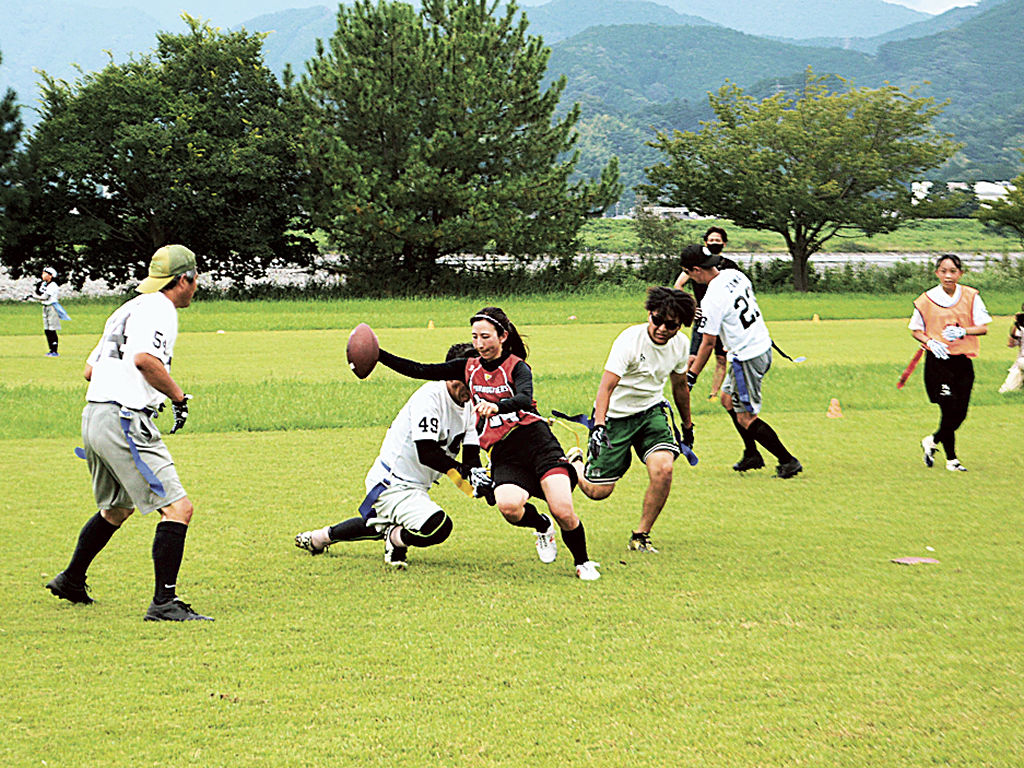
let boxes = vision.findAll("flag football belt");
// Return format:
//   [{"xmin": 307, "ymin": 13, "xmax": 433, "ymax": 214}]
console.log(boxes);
[
  {"xmin": 358, "ymin": 460, "xmax": 405, "ymax": 520},
  {"xmin": 657, "ymin": 400, "xmax": 698, "ymax": 466},
  {"xmin": 74, "ymin": 403, "xmax": 166, "ymax": 497}
]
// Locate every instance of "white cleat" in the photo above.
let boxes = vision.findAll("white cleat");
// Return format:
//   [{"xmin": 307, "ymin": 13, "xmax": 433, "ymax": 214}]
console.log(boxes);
[
  {"xmin": 295, "ymin": 530, "xmax": 328, "ymax": 555},
  {"xmin": 534, "ymin": 516, "xmax": 558, "ymax": 563},
  {"xmin": 575, "ymin": 561, "xmax": 601, "ymax": 581},
  {"xmin": 383, "ymin": 526, "xmax": 409, "ymax": 570},
  {"xmin": 946, "ymin": 459, "xmax": 967, "ymax": 472},
  {"xmin": 921, "ymin": 435, "xmax": 937, "ymax": 468}
]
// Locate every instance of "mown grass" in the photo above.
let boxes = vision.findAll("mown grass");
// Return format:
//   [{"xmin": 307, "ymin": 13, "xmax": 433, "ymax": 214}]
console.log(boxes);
[
  {"xmin": 2, "ymin": 301, "xmax": 1023, "ymax": 767},
  {"xmin": 580, "ymin": 217, "xmax": 1024, "ymax": 254},
  {"xmin": 3, "ymin": 288, "xmax": 1023, "ymax": 338}
]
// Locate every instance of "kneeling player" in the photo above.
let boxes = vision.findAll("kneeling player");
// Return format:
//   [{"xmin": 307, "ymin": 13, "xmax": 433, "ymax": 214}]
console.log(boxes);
[{"xmin": 295, "ymin": 343, "xmax": 488, "ymax": 569}]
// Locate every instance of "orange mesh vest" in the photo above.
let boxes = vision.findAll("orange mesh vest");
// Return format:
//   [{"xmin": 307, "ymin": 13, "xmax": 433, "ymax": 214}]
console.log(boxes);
[{"xmin": 913, "ymin": 286, "xmax": 980, "ymax": 358}]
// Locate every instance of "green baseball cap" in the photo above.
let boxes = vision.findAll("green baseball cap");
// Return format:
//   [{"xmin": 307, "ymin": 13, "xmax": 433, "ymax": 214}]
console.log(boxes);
[{"xmin": 137, "ymin": 245, "xmax": 197, "ymax": 293}]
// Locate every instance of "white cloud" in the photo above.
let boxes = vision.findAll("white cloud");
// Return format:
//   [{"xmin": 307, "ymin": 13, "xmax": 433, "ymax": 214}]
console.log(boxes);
[{"xmin": 887, "ymin": 0, "xmax": 980, "ymax": 13}]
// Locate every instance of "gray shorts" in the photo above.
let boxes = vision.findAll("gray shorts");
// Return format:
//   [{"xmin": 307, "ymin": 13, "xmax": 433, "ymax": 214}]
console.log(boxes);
[
  {"xmin": 43, "ymin": 305, "xmax": 61, "ymax": 331},
  {"xmin": 81, "ymin": 402, "xmax": 186, "ymax": 514},
  {"xmin": 723, "ymin": 349, "xmax": 772, "ymax": 415}
]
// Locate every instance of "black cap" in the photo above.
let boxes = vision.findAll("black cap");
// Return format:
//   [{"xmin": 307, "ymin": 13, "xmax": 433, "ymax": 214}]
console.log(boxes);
[{"xmin": 679, "ymin": 244, "xmax": 721, "ymax": 269}]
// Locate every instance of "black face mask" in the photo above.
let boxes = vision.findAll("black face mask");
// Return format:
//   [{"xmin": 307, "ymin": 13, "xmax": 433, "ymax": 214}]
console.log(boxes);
[{"xmin": 706, "ymin": 242, "xmax": 724, "ymax": 255}]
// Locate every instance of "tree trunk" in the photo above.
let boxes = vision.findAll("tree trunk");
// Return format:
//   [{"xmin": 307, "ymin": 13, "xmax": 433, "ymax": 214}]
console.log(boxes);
[{"xmin": 790, "ymin": 247, "xmax": 810, "ymax": 292}]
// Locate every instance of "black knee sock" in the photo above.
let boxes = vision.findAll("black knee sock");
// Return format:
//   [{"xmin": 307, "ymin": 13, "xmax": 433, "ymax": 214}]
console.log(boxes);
[
  {"xmin": 560, "ymin": 521, "xmax": 590, "ymax": 566},
  {"xmin": 511, "ymin": 502, "xmax": 549, "ymax": 532},
  {"xmin": 748, "ymin": 419, "xmax": 794, "ymax": 463},
  {"xmin": 45, "ymin": 330, "xmax": 58, "ymax": 353},
  {"xmin": 328, "ymin": 517, "xmax": 380, "ymax": 542},
  {"xmin": 730, "ymin": 410, "xmax": 760, "ymax": 457},
  {"xmin": 152, "ymin": 521, "xmax": 188, "ymax": 604},
  {"xmin": 65, "ymin": 512, "xmax": 120, "ymax": 582}
]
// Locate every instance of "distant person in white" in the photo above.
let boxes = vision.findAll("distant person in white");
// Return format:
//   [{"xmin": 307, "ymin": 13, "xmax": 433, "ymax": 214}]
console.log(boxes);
[
  {"xmin": 681, "ymin": 244, "xmax": 802, "ymax": 479},
  {"xmin": 45, "ymin": 245, "xmax": 212, "ymax": 621},
  {"xmin": 25, "ymin": 267, "xmax": 62, "ymax": 356}
]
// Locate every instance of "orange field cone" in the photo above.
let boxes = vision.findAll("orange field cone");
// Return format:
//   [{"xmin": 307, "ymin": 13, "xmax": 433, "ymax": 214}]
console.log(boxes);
[
  {"xmin": 427, "ymin": 320, "xmax": 435, "ymax": 329},
  {"xmin": 826, "ymin": 397, "xmax": 843, "ymax": 418}
]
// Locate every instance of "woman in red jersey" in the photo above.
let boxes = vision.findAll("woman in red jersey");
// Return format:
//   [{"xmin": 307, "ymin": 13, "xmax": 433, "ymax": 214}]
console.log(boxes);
[{"xmin": 377, "ymin": 306, "xmax": 600, "ymax": 580}]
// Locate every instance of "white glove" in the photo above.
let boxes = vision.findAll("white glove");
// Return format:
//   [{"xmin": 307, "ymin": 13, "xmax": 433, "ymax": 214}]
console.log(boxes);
[
  {"xmin": 941, "ymin": 325, "xmax": 966, "ymax": 342},
  {"xmin": 926, "ymin": 339, "xmax": 950, "ymax": 360}
]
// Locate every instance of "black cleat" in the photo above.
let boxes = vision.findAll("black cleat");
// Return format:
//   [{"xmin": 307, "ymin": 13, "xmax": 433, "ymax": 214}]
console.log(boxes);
[
  {"xmin": 45, "ymin": 571, "xmax": 94, "ymax": 604},
  {"xmin": 774, "ymin": 458, "xmax": 803, "ymax": 479},
  {"xmin": 144, "ymin": 598, "xmax": 213, "ymax": 621},
  {"xmin": 732, "ymin": 453, "xmax": 765, "ymax": 472}
]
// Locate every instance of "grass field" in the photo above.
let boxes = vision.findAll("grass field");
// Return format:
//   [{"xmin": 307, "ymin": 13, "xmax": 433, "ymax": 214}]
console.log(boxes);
[
  {"xmin": 580, "ymin": 217, "xmax": 1024, "ymax": 254},
  {"xmin": 3, "ymin": 296, "xmax": 1023, "ymax": 767}
]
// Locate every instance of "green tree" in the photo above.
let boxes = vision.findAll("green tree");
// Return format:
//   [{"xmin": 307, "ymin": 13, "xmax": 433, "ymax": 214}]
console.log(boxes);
[
  {"xmin": 976, "ymin": 152, "xmax": 1024, "ymax": 248},
  {"xmin": 641, "ymin": 70, "xmax": 959, "ymax": 290},
  {"xmin": 0, "ymin": 17, "xmax": 312, "ymax": 288},
  {"xmin": 0, "ymin": 50, "xmax": 23, "ymax": 236},
  {"xmin": 295, "ymin": 0, "xmax": 621, "ymax": 291}
]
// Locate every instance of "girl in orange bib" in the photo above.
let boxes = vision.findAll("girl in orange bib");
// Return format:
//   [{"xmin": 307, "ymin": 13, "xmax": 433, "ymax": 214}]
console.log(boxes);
[{"xmin": 909, "ymin": 254, "xmax": 991, "ymax": 471}]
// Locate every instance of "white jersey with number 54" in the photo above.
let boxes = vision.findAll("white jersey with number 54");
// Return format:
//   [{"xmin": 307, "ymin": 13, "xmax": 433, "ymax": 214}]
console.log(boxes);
[
  {"xmin": 697, "ymin": 269, "xmax": 771, "ymax": 361},
  {"xmin": 86, "ymin": 293, "xmax": 179, "ymax": 410}
]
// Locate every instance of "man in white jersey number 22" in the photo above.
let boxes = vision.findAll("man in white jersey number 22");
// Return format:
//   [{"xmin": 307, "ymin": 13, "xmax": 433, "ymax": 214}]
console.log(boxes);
[
  {"xmin": 45, "ymin": 245, "xmax": 211, "ymax": 621},
  {"xmin": 681, "ymin": 245, "xmax": 802, "ymax": 479}
]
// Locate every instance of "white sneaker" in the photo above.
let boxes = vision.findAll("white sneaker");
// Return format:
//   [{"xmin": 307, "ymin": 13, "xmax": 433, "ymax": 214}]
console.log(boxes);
[
  {"xmin": 295, "ymin": 530, "xmax": 328, "ymax": 555},
  {"xmin": 534, "ymin": 516, "xmax": 558, "ymax": 563},
  {"xmin": 946, "ymin": 459, "xmax": 967, "ymax": 472},
  {"xmin": 383, "ymin": 527, "xmax": 409, "ymax": 569},
  {"xmin": 575, "ymin": 561, "xmax": 601, "ymax": 581},
  {"xmin": 921, "ymin": 435, "xmax": 937, "ymax": 468}
]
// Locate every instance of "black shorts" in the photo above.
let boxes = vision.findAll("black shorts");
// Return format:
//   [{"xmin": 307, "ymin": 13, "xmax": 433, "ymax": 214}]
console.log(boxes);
[
  {"xmin": 689, "ymin": 328, "xmax": 726, "ymax": 358},
  {"xmin": 490, "ymin": 421, "xmax": 577, "ymax": 500},
  {"xmin": 924, "ymin": 353, "xmax": 974, "ymax": 403}
]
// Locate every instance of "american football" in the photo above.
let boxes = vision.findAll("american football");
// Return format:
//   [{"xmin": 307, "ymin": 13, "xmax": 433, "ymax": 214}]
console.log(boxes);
[{"xmin": 346, "ymin": 322, "xmax": 379, "ymax": 379}]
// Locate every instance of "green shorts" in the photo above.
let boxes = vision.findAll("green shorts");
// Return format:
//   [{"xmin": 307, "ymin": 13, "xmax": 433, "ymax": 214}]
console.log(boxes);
[{"xmin": 584, "ymin": 404, "xmax": 678, "ymax": 485}]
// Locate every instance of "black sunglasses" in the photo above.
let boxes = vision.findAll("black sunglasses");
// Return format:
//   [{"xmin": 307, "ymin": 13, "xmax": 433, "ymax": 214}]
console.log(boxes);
[{"xmin": 650, "ymin": 314, "xmax": 681, "ymax": 331}]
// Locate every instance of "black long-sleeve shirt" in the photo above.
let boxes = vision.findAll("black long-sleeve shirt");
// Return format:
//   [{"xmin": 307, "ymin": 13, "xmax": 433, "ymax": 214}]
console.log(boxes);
[{"xmin": 378, "ymin": 349, "xmax": 537, "ymax": 415}]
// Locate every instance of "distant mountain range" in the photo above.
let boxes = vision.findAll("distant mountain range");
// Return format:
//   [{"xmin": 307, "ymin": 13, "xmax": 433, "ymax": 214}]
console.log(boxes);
[{"xmin": 1, "ymin": 0, "xmax": 1021, "ymax": 188}]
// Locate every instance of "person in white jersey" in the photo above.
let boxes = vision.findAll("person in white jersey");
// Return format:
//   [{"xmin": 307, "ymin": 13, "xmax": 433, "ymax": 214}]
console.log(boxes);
[
  {"xmin": 681, "ymin": 245, "xmax": 802, "ymax": 479},
  {"xmin": 44, "ymin": 245, "xmax": 210, "ymax": 621},
  {"xmin": 25, "ymin": 266, "xmax": 63, "ymax": 356},
  {"xmin": 569, "ymin": 287, "xmax": 697, "ymax": 553},
  {"xmin": 295, "ymin": 343, "xmax": 490, "ymax": 569}
]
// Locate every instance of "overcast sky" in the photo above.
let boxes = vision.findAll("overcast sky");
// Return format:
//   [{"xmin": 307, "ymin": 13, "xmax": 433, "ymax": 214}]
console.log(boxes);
[{"xmin": 889, "ymin": 0, "xmax": 978, "ymax": 12}]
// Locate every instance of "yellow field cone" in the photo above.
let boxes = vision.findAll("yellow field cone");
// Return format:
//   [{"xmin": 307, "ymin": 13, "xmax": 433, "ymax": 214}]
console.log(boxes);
[
  {"xmin": 826, "ymin": 397, "xmax": 843, "ymax": 418},
  {"xmin": 427, "ymin": 320, "xmax": 435, "ymax": 329},
  {"xmin": 812, "ymin": 313, "xmax": 821, "ymax": 323}
]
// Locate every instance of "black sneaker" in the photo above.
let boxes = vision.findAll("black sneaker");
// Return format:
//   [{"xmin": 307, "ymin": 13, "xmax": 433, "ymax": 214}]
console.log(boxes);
[
  {"xmin": 732, "ymin": 453, "xmax": 765, "ymax": 472},
  {"xmin": 45, "ymin": 571, "xmax": 94, "ymax": 604},
  {"xmin": 774, "ymin": 458, "xmax": 803, "ymax": 479},
  {"xmin": 627, "ymin": 532, "xmax": 659, "ymax": 553},
  {"xmin": 144, "ymin": 598, "xmax": 213, "ymax": 621}
]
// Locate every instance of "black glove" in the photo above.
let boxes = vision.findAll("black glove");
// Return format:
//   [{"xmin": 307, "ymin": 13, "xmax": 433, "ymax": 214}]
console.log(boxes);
[
  {"xmin": 169, "ymin": 394, "xmax": 192, "ymax": 434},
  {"xmin": 682, "ymin": 422, "xmax": 695, "ymax": 448},
  {"xmin": 588, "ymin": 424, "xmax": 610, "ymax": 460},
  {"xmin": 685, "ymin": 371, "xmax": 697, "ymax": 390}
]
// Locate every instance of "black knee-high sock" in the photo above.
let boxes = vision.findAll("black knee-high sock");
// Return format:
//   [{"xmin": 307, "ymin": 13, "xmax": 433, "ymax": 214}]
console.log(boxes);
[
  {"xmin": 45, "ymin": 330, "xmax": 58, "ymax": 353},
  {"xmin": 730, "ymin": 410, "xmax": 760, "ymax": 456},
  {"xmin": 152, "ymin": 521, "xmax": 188, "ymax": 604},
  {"xmin": 328, "ymin": 517, "xmax": 380, "ymax": 542},
  {"xmin": 65, "ymin": 512, "xmax": 120, "ymax": 582},
  {"xmin": 936, "ymin": 399, "xmax": 969, "ymax": 460},
  {"xmin": 747, "ymin": 419, "xmax": 794, "ymax": 463},
  {"xmin": 560, "ymin": 521, "xmax": 590, "ymax": 565},
  {"xmin": 511, "ymin": 502, "xmax": 549, "ymax": 532}
]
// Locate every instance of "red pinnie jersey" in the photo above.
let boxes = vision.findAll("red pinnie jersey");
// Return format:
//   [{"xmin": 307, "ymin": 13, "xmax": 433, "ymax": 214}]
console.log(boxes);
[{"xmin": 465, "ymin": 355, "xmax": 543, "ymax": 450}]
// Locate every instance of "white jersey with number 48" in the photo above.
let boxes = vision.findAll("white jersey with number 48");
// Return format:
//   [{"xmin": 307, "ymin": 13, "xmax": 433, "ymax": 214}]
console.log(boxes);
[
  {"xmin": 374, "ymin": 380, "xmax": 479, "ymax": 489},
  {"xmin": 697, "ymin": 269, "xmax": 771, "ymax": 361},
  {"xmin": 86, "ymin": 292, "xmax": 179, "ymax": 410}
]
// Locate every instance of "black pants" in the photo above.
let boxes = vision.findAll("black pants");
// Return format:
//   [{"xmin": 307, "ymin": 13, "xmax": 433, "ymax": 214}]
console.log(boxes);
[{"xmin": 924, "ymin": 354, "xmax": 974, "ymax": 460}]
